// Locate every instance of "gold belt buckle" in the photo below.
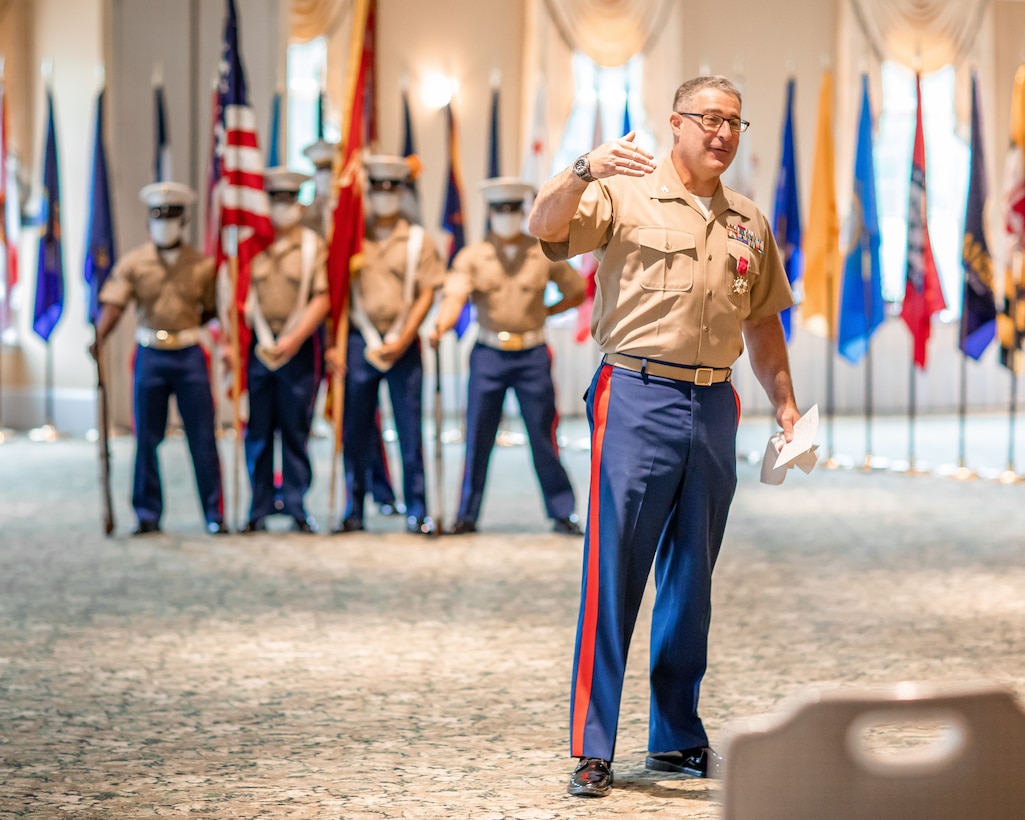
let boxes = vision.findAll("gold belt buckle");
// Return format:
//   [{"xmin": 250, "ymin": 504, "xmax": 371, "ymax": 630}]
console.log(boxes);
[
  {"xmin": 155, "ymin": 329, "xmax": 176, "ymax": 348},
  {"xmin": 694, "ymin": 367, "xmax": 714, "ymax": 386},
  {"xmin": 497, "ymin": 331, "xmax": 523, "ymax": 351}
]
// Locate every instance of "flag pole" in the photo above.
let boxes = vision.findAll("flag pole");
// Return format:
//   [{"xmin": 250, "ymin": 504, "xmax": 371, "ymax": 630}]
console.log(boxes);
[
  {"xmin": 860, "ymin": 242, "xmax": 874, "ymax": 470},
  {"xmin": 328, "ymin": 311, "xmax": 350, "ymax": 528},
  {"xmin": 432, "ymin": 343, "xmax": 444, "ymax": 534},
  {"xmin": 823, "ymin": 259, "xmax": 838, "ymax": 466},
  {"xmin": 953, "ymin": 354, "xmax": 976, "ymax": 479},
  {"xmin": 1001, "ymin": 370, "xmax": 1022, "ymax": 483},
  {"xmin": 225, "ymin": 224, "xmax": 243, "ymax": 530}
]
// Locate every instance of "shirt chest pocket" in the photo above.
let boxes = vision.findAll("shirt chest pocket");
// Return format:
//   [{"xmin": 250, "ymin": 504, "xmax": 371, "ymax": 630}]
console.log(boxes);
[{"xmin": 637, "ymin": 226, "xmax": 695, "ymax": 292}]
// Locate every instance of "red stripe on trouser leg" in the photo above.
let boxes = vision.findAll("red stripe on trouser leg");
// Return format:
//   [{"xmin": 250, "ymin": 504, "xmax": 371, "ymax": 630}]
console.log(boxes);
[{"xmin": 570, "ymin": 364, "xmax": 613, "ymax": 756}]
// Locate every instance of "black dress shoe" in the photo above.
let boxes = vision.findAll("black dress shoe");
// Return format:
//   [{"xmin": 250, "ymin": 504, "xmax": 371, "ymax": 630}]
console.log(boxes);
[
  {"xmin": 332, "ymin": 516, "xmax": 364, "ymax": 534},
  {"xmin": 567, "ymin": 757, "xmax": 613, "ymax": 797},
  {"xmin": 291, "ymin": 516, "xmax": 318, "ymax": 534},
  {"xmin": 242, "ymin": 519, "xmax": 267, "ymax": 533},
  {"xmin": 552, "ymin": 516, "xmax": 583, "ymax": 536},
  {"xmin": 446, "ymin": 518, "xmax": 477, "ymax": 535},
  {"xmin": 406, "ymin": 515, "xmax": 436, "ymax": 535},
  {"xmin": 132, "ymin": 520, "xmax": 161, "ymax": 536},
  {"xmin": 206, "ymin": 520, "xmax": 229, "ymax": 535},
  {"xmin": 645, "ymin": 746, "xmax": 724, "ymax": 779},
  {"xmin": 377, "ymin": 501, "xmax": 405, "ymax": 516}
]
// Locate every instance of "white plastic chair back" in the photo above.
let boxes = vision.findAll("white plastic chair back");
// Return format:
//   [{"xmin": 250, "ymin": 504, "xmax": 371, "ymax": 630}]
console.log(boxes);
[{"xmin": 722, "ymin": 682, "xmax": 1025, "ymax": 820}]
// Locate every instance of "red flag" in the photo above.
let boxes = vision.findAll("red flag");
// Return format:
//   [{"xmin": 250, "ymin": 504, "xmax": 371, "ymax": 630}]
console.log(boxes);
[
  {"xmin": 900, "ymin": 73, "xmax": 946, "ymax": 370},
  {"xmin": 203, "ymin": 80, "xmax": 220, "ymax": 259},
  {"xmin": 327, "ymin": 0, "xmax": 376, "ymax": 334},
  {"xmin": 1, "ymin": 78, "xmax": 19, "ymax": 335},
  {"xmin": 213, "ymin": 0, "xmax": 274, "ymax": 386}
]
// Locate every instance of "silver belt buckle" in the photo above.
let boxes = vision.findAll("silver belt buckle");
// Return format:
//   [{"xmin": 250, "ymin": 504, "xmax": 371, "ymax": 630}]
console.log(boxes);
[
  {"xmin": 497, "ymin": 331, "xmax": 523, "ymax": 351},
  {"xmin": 694, "ymin": 367, "xmax": 714, "ymax": 386}
]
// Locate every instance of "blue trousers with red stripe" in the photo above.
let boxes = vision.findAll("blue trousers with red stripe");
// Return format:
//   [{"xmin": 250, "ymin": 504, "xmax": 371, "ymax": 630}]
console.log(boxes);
[
  {"xmin": 244, "ymin": 334, "xmax": 321, "ymax": 523},
  {"xmin": 457, "ymin": 343, "xmax": 575, "ymax": 524},
  {"xmin": 132, "ymin": 344, "xmax": 223, "ymax": 528},
  {"xmin": 570, "ymin": 362, "xmax": 739, "ymax": 762},
  {"xmin": 343, "ymin": 330, "xmax": 427, "ymax": 521}
]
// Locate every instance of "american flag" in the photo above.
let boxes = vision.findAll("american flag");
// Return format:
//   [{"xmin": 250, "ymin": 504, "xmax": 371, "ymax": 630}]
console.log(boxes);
[
  {"xmin": 212, "ymin": 0, "xmax": 273, "ymax": 374},
  {"xmin": 1, "ymin": 78, "xmax": 18, "ymax": 336}
]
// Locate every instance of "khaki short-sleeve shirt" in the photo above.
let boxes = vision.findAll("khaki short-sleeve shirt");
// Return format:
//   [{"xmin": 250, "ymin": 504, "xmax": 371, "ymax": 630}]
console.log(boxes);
[
  {"xmin": 250, "ymin": 226, "xmax": 329, "ymax": 333},
  {"xmin": 99, "ymin": 242, "xmax": 216, "ymax": 331},
  {"xmin": 446, "ymin": 235, "xmax": 585, "ymax": 334},
  {"xmin": 353, "ymin": 218, "xmax": 445, "ymax": 335},
  {"xmin": 540, "ymin": 156, "xmax": 794, "ymax": 368}
]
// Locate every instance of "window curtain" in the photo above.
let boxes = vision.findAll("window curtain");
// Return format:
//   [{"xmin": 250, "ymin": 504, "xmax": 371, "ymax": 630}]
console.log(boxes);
[
  {"xmin": 289, "ymin": 0, "xmax": 350, "ymax": 43},
  {"xmin": 849, "ymin": 0, "xmax": 990, "ymax": 73},
  {"xmin": 541, "ymin": 0, "xmax": 674, "ymax": 68}
]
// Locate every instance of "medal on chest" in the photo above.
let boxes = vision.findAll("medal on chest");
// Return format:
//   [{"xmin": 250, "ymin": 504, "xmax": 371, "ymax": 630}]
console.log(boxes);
[{"xmin": 732, "ymin": 255, "xmax": 751, "ymax": 294}]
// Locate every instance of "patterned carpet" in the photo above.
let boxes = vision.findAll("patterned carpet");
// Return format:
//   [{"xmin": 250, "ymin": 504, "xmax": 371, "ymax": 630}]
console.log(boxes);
[{"xmin": 1, "ymin": 415, "xmax": 1024, "ymax": 818}]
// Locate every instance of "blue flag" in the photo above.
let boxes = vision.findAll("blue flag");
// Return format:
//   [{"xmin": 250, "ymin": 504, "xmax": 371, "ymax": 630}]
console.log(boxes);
[
  {"xmin": 622, "ymin": 92, "xmax": 632, "ymax": 135},
  {"xmin": 441, "ymin": 103, "xmax": 473, "ymax": 337},
  {"xmin": 837, "ymin": 75, "xmax": 884, "ymax": 364},
  {"xmin": 487, "ymin": 85, "xmax": 500, "ymax": 179},
  {"xmin": 33, "ymin": 90, "xmax": 63, "ymax": 343},
  {"xmin": 153, "ymin": 82, "xmax": 171, "ymax": 182},
  {"xmin": 959, "ymin": 71, "xmax": 996, "ymax": 360},
  {"xmin": 773, "ymin": 78, "xmax": 803, "ymax": 342},
  {"xmin": 399, "ymin": 86, "xmax": 422, "ymax": 224},
  {"xmin": 266, "ymin": 90, "xmax": 282, "ymax": 168},
  {"xmin": 85, "ymin": 88, "xmax": 116, "ymax": 325},
  {"xmin": 484, "ymin": 84, "xmax": 500, "ymax": 236}
]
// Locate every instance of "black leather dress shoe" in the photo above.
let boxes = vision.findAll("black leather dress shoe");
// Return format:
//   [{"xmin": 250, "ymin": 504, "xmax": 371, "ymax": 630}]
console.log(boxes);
[
  {"xmin": 206, "ymin": 520, "xmax": 229, "ymax": 535},
  {"xmin": 567, "ymin": 757, "xmax": 613, "ymax": 797},
  {"xmin": 645, "ymin": 746, "xmax": 724, "ymax": 779},
  {"xmin": 446, "ymin": 518, "xmax": 477, "ymax": 535},
  {"xmin": 377, "ymin": 501, "xmax": 405, "ymax": 516},
  {"xmin": 552, "ymin": 516, "xmax": 583, "ymax": 536},
  {"xmin": 332, "ymin": 516, "xmax": 365, "ymax": 534},
  {"xmin": 132, "ymin": 520, "xmax": 160, "ymax": 536},
  {"xmin": 291, "ymin": 516, "xmax": 318, "ymax": 534},
  {"xmin": 242, "ymin": 519, "xmax": 267, "ymax": 533},
  {"xmin": 406, "ymin": 515, "xmax": 436, "ymax": 535}
]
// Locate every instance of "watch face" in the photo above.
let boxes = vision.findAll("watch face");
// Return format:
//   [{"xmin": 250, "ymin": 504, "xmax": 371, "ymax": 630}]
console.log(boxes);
[{"xmin": 574, "ymin": 156, "xmax": 591, "ymax": 180}]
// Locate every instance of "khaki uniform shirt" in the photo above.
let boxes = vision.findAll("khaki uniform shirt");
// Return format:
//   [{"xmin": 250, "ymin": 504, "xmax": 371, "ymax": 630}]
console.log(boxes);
[
  {"xmin": 541, "ymin": 156, "xmax": 794, "ymax": 368},
  {"xmin": 446, "ymin": 235, "xmax": 585, "ymax": 334},
  {"xmin": 353, "ymin": 218, "xmax": 445, "ymax": 335},
  {"xmin": 99, "ymin": 242, "xmax": 216, "ymax": 331},
  {"xmin": 250, "ymin": 226, "xmax": 329, "ymax": 334}
]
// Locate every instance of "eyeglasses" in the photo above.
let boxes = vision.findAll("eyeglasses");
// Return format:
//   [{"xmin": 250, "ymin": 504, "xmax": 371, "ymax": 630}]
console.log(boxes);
[{"xmin": 676, "ymin": 111, "xmax": 750, "ymax": 133}]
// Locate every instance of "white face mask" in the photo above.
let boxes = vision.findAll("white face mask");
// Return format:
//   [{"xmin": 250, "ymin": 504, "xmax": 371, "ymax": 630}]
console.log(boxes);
[
  {"xmin": 270, "ymin": 202, "xmax": 303, "ymax": 230},
  {"xmin": 149, "ymin": 218, "xmax": 183, "ymax": 249},
  {"xmin": 314, "ymin": 168, "xmax": 332, "ymax": 196},
  {"xmin": 369, "ymin": 191, "xmax": 401, "ymax": 218},
  {"xmin": 490, "ymin": 212, "xmax": 524, "ymax": 240}
]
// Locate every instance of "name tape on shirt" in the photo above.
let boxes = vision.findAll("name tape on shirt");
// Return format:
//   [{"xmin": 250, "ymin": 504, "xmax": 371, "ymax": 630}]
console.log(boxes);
[{"xmin": 727, "ymin": 223, "xmax": 765, "ymax": 255}]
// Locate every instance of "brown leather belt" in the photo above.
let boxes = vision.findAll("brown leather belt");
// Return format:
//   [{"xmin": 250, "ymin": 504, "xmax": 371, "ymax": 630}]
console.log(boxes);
[{"xmin": 604, "ymin": 352, "xmax": 731, "ymax": 386}]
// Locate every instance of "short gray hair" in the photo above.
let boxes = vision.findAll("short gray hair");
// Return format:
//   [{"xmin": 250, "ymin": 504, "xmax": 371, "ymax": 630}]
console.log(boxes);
[{"xmin": 673, "ymin": 76, "xmax": 742, "ymax": 111}]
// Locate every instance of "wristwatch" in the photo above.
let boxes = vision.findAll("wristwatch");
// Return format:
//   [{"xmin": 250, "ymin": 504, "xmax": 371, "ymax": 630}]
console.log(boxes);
[{"xmin": 572, "ymin": 154, "xmax": 595, "ymax": 183}]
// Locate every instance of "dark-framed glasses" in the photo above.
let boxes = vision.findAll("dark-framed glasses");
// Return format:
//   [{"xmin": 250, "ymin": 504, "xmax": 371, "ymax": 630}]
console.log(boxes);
[{"xmin": 676, "ymin": 111, "xmax": 750, "ymax": 133}]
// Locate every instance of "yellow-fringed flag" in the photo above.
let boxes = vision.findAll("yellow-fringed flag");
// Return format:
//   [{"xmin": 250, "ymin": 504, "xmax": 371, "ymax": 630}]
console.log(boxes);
[
  {"xmin": 800, "ymin": 69, "xmax": 841, "ymax": 339},
  {"xmin": 999, "ymin": 63, "xmax": 1025, "ymax": 372}
]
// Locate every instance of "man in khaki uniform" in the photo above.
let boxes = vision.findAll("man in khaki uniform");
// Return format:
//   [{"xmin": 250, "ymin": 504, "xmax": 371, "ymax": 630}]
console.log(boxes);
[
  {"xmin": 302, "ymin": 137, "xmax": 401, "ymax": 517},
  {"xmin": 529, "ymin": 76, "xmax": 802, "ymax": 797},
  {"xmin": 333, "ymin": 155, "xmax": 445, "ymax": 536},
  {"xmin": 240, "ymin": 168, "xmax": 330, "ymax": 533},
  {"xmin": 430, "ymin": 177, "xmax": 585, "ymax": 535},
  {"xmin": 92, "ymin": 182, "xmax": 225, "ymax": 536}
]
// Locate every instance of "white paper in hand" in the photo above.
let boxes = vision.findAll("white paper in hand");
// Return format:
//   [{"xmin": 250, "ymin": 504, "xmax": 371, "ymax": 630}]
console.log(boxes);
[{"xmin": 773, "ymin": 404, "xmax": 819, "ymax": 469}]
